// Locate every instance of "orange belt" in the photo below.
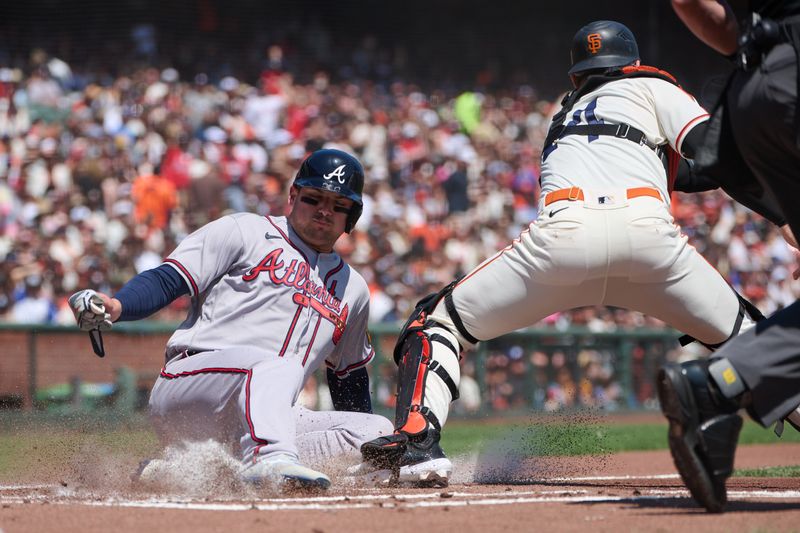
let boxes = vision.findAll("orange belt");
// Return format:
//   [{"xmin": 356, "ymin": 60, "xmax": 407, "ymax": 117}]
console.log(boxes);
[{"xmin": 544, "ymin": 186, "xmax": 662, "ymax": 206}]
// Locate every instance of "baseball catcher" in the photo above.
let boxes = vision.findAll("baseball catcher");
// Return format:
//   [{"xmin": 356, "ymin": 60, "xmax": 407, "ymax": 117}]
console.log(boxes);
[{"xmin": 358, "ymin": 20, "xmax": 796, "ymax": 487}]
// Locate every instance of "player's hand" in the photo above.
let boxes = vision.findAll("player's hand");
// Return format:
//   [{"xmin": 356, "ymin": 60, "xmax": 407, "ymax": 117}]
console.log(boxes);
[{"xmin": 69, "ymin": 289, "xmax": 113, "ymax": 331}]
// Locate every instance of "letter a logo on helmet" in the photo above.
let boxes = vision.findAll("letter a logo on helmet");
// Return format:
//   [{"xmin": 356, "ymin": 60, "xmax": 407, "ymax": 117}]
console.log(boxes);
[
  {"xmin": 323, "ymin": 164, "xmax": 348, "ymax": 184},
  {"xmin": 293, "ymin": 149, "xmax": 365, "ymax": 233}
]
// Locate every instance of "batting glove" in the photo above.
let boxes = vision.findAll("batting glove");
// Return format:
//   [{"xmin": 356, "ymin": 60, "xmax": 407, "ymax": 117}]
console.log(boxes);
[{"xmin": 69, "ymin": 289, "xmax": 112, "ymax": 331}]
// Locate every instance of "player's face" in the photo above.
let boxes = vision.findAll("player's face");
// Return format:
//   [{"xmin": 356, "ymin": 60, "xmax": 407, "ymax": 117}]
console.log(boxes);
[{"xmin": 288, "ymin": 187, "xmax": 353, "ymax": 252}]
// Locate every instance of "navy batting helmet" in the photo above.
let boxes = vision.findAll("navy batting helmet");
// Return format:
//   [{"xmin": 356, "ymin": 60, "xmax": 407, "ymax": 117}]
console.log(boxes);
[
  {"xmin": 293, "ymin": 149, "xmax": 365, "ymax": 233},
  {"xmin": 568, "ymin": 20, "xmax": 639, "ymax": 75}
]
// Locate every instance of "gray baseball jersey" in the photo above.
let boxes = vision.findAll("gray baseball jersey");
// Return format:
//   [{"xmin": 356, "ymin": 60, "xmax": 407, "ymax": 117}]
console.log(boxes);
[
  {"xmin": 147, "ymin": 213, "xmax": 384, "ymax": 463},
  {"xmin": 162, "ymin": 213, "xmax": 374, "ymax": 380}
]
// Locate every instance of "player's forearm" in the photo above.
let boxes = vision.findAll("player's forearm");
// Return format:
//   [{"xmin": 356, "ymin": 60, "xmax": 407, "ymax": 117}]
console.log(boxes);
[
  {"xmin": 673, "ymin": 159, "xmax": 720, "ymax": 192},
  {"xmin": 114, "ymin": 264, "xmax": 190, "ymax": 321},
  {"xmin": 671, "ymin": 0, "xmax": 740, "ymax": 55},
  {"xmin": 327, "ymin": 367, "xmax": 373, "ymax": 413}
]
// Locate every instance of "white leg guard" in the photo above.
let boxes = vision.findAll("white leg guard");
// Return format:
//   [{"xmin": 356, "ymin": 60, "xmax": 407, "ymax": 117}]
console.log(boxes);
[{"xmin": 422, "ymin": 326, "xmax": 462, "ymax": 429}]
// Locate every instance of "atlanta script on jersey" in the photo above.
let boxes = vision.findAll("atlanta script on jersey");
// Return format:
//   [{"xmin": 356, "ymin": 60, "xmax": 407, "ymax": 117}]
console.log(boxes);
[{"xmin": 162, "ymin": 213, "xmax": 374, "ymax": 380}]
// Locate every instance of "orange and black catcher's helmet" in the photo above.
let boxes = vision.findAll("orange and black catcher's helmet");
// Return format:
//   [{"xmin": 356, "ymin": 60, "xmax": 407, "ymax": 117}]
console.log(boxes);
[{"xmin": 568, "ymin": 20, "xmax": 639, "ymax": 75}]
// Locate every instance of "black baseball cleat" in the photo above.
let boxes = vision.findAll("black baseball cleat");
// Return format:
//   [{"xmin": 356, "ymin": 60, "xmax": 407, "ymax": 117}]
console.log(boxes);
[
  {"xmin": 361, "ymin": 432, "xmax": 409, "ymax": 469},
  {"xmin": 657, "ymin": 361, "xmax": 742, "ymax": 513},
  {"xmin": 361, "ymin": 428, "xmax": 453, "ymax": 487}
]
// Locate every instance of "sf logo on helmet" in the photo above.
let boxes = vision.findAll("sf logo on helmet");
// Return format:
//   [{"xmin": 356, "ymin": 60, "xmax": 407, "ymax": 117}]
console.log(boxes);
[
  {"xmin": 323, "ymin": 164, "xmax": 348, "ymax": 184},
  {"xmin": 587, "ymin": 33, "xmax": 602, "ymax": 54}
]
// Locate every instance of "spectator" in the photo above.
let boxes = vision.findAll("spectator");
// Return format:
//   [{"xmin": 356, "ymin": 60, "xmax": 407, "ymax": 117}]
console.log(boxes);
[
  {"xmin": 130, "ymin": 164, "xmax": 177, "ymax": 231},
  {"xmin": 10, "ymin": 274, "xmax": 56, "ymax": 324},
  {"xmin": 0, "ymin": 40, "xmax": 793, "ymax": 365}
]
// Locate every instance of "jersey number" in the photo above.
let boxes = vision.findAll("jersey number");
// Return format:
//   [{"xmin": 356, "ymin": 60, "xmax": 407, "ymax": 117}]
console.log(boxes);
[{"xmin": 542, "ymin": 97, "xmax": 603, "ymax": 161}]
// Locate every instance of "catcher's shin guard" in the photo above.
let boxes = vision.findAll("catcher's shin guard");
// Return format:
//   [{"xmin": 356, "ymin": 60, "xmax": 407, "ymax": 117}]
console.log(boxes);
[
  {"xmin": 360, "ymin": 324, "xmax": 461, "ymax": 471},
  {"xmin": 657, "ymin": 360, "xmax": 743, "ymax": 512},
  {"xmin": 394, "ymin": 324, "xmax": 461, "ymax": 436},
  {"xmin": 361, "ymin": 283, "xmax": 463, "ymax": 475}
]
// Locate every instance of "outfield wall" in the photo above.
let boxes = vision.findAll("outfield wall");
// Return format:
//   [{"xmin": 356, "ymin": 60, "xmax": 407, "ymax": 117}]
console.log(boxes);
[{"xmin": 0, "ymin": 323, "xmax": 681, "ymax": 412}]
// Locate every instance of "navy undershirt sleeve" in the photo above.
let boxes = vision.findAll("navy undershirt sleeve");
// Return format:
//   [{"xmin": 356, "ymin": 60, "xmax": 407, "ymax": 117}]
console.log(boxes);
[
  {"xmin": 327, "ymin": 367, "xmax": 373, "ymax": 413},
  {"xmin": 115, "ymin": 264, "xmax": 190, "ymax": 322}
]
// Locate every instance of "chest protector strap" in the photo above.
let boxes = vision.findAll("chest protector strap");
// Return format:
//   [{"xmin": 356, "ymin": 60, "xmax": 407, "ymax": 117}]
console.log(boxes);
[
  {"xmin": 543, "ymin": 65, "xmax": 681, "ymax": 160},
  {"xmin": 559, "ymin": 123, "xmax": 660, "ymax": 151}
]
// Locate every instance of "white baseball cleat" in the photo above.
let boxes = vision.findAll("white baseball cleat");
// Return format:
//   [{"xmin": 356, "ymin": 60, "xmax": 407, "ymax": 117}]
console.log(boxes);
[
  {"xmin": 397, "ymin": 457, "xmax": 452, "ymax": 486},
  {"xmin": 241, "ymin": 455, "xmax": 331, "ymax": 491},
  {"xmin": 345, "ymin": 462, "xmax": 394, "ymax": 486},
  {"xmin": 358, "ymin": 427, "xmax": 453, "ymax": 487},
  {"xmin": 346, "ymin": 457, "xmax": 452, "ymax": 487}
]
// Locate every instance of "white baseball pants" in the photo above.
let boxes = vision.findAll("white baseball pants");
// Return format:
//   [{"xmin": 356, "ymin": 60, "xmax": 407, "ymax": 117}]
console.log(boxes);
[
  {"xmin": 148, "ymin": 347, "xmax": 393, "ymax": 466},
  {"xmin": 432, "ymin": 189, "xmax": 753, "ymax": 346}
]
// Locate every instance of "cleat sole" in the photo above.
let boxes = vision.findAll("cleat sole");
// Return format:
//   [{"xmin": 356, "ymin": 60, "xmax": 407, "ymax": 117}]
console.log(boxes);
[
  {"xmin": 398, "ymin": 458, "xmax": 452, "ymax": 487},
  {"xmin": 657, "ymin": 365, "xmax": 726, "ymax": 513}
]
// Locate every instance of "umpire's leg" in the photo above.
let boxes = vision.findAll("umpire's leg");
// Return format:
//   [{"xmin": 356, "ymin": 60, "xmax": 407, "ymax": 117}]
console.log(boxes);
[{"xmin": 713, "ymin": 299, "xmax": 800, "ymax": 427}]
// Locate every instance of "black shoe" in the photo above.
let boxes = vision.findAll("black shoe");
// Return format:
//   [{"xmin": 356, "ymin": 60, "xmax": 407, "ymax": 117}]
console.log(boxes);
[
  {"xmin": 361, "ymin": 432, "xmax": 409, "ymax": 469},
  {"xmin": 657, "ymin": 361, "xmax": 742, "ymax": 513},
  {"xmin": 397, "ymin": 428, "xmax": 452, "ymax": 486},
  {"xmin": 361, "ymin": 428, "xmax": 452, "ymax": 487}
]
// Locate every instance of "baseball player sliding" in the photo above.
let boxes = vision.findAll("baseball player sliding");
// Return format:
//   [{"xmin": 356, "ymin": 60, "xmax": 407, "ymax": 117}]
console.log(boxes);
[
  {"xmin": 358, "ymin": 20, "xmax": 792, "ymax": 486},
  {"xmin": 69, "ymin": 149, "xmax": 392, "ymax": 491}
]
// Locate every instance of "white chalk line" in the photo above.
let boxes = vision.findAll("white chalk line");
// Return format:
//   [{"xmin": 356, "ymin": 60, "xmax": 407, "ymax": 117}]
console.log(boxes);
[
  {"xmin": 0, "ymin": 494, "xmax": 660, "ymax": 511},
  {"xmin": 0, "ymin": 474, "xmax": 674, "ymax": 493},
  {"xmin": 2, "ymin": 492, "xmax": 798, "ymax": 511},
  {"xmin": 2, "ymin": 477, "xmax": 799, "ymax": 511},
  {"xmin": 549, "ymin": 473, "xmax": 680, "ymax": 481},
  {"xmin": 0, "ymin": 484, "xmax": 57, "ymax": 490}
]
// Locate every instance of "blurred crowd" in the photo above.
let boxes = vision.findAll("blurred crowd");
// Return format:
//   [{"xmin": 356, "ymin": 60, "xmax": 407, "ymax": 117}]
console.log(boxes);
[{"xmin": 1, "ymin": 45, "xmax": 798, "ymax": 412}]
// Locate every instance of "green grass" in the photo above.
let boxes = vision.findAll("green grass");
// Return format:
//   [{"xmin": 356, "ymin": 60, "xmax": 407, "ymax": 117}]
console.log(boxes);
[
  {"xmin": 441, "ymin": 417, "xmax": 800, "ymax": 457},
  {"xmin": 0, "ymin": 428, "xmax": 159, "ymax": 473},
  {"xmin": 0, "ymin": 414, "xmax": 160, "ymax": 480},
  {"xmin": 736, "ymin": 465, "xmax": 800, "ymax": 477},
  {"xmin": 440, "ymin": 417, "xmax": 800, "ymax": 479}
]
